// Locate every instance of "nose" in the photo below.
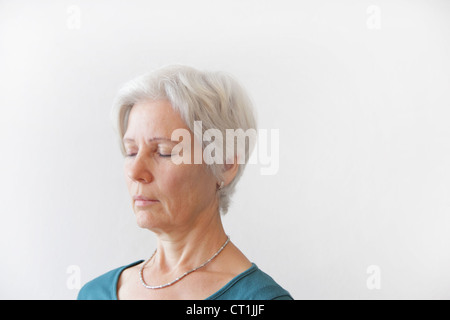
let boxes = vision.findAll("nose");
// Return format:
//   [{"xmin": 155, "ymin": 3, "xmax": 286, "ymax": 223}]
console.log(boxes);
[{"xmin": 126, "ymin": 153, "xmax": 154, "ymax": 184}]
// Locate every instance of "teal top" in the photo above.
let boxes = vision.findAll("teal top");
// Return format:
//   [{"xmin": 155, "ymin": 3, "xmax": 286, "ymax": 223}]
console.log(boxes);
[{"xmin": 77, "ymin": 261, "xmax": 293, "ymax": 300}]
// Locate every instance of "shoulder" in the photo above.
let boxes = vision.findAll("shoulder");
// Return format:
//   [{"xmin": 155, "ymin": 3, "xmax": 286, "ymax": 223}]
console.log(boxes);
[
  {"xmin": 208, "ymin": 264, "xmax": 293, "ymax": 300},
  {"xmin": 77, "ymin": 261, "xmax": 143, "ymax": 300}
]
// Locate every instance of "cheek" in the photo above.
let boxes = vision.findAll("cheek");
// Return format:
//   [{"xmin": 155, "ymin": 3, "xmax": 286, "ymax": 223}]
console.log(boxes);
[
  {"xmin": 159, "ymin": 164, "xmax": 215, "ymax": 206},
  {"xmin": 159, "ymin": 165, "xmax": 194, "ymax": 195},
  {"xmin": 124, "ymin": 165, "xmax": 133, "ymax": 194}
]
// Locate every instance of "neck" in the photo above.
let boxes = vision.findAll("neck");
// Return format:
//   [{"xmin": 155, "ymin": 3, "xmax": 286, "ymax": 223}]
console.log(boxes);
[{"xmin": 152, "ymin": 211, "xmax": 228, "ymax": 273}]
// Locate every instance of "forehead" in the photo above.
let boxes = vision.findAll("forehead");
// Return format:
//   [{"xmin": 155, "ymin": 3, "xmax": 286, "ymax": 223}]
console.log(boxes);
[{"xmin": 124, "ymin": 99, "xmax": 189, "ymax": 140}]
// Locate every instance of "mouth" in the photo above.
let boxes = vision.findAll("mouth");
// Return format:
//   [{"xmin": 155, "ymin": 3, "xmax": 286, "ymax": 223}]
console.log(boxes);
[{"xmin": 133, "ymin": 195, "xmax": 159, "ymax": 207}]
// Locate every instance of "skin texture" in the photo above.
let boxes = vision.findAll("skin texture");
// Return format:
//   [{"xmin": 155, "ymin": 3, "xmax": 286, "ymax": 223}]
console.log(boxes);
[{"xmin": 117, "ymin": 99, "xmax": 252, "ymax": 300}]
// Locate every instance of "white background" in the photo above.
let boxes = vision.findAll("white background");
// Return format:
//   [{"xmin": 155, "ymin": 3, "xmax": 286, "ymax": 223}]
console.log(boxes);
[{"xmin": 1, "ymin": 0, "xmax": 450, "ymax": 299}]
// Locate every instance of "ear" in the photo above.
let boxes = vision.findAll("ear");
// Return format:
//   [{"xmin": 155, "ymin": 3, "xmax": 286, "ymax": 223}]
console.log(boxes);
[{"xmin": 220, "ymin": 155, "xmax": 240, "ymax": 188}]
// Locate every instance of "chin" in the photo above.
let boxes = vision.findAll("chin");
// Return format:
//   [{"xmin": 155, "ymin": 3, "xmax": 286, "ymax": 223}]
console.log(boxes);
[{"xmin": 134, "ymin": 208, "xmax": 165, "ymax": 231}]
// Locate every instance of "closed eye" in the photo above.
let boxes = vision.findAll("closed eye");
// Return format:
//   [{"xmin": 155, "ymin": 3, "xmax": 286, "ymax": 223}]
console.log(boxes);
[
  {"xmin": 158, "ymin": 153, "xmax": 172, "ymax": 158},
  {"xmin": 125, "ymin": 153, "xmax": 171, "ymax": 158}
]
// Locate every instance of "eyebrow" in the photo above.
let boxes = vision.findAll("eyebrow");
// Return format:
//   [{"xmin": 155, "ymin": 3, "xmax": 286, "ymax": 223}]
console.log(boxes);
[{"xmin": 122, "ymin": 137, "xmax": 175, "ymax": 144}]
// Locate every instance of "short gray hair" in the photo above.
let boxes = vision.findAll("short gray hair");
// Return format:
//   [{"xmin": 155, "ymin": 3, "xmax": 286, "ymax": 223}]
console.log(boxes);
[{"xmin": 111, "ymin": 64, "xmax": 257, "ymax": 215}]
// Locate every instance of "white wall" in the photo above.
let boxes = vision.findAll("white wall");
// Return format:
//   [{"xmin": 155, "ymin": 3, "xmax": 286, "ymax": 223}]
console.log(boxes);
[{"xmin": 1, "ymin": 0, "xmax": 450, "ymax": 299}]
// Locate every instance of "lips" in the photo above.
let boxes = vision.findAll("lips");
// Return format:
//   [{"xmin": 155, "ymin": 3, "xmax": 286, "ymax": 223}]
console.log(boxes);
[{"xmin": 133, "ymin": 195, "xmax": 159, "ymax": 207}]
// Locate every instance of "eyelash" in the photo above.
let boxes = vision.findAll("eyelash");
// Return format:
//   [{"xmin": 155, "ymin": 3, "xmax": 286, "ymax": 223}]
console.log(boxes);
[
  {"xmin": 159, "ymin": 153, "xmax": 171, "ymax": 158},
  {"xmin": 126, "ymin": 152, "xmax": 171, "ymax": 158}
]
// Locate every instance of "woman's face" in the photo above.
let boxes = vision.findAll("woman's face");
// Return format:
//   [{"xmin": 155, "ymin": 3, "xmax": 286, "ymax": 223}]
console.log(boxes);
[{"xmin": 123, "ymin": 99, "xmax": 219, "ymax": 235}]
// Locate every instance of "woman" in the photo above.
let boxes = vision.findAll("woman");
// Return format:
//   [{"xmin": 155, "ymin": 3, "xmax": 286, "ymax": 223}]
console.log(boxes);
[{"xmin": 78, "ymin": 65, "xmax": 292, "ymax": 300}]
